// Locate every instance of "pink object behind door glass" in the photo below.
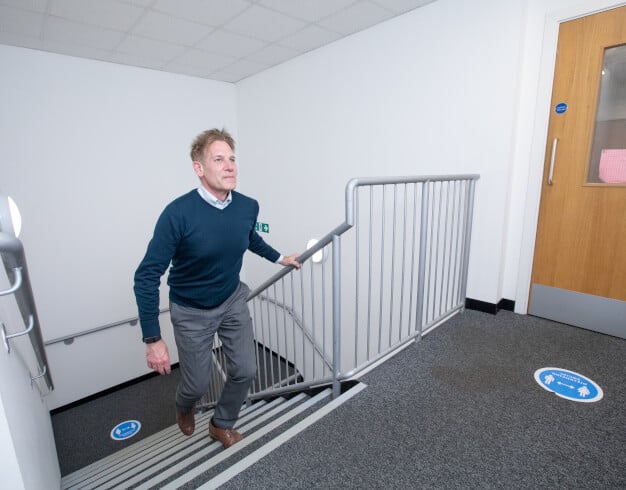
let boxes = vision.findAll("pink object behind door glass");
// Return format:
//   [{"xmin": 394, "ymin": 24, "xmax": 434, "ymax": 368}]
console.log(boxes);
[{"xmin": 598, "ymin": 149, "xmax": 626, "ymax": 183}]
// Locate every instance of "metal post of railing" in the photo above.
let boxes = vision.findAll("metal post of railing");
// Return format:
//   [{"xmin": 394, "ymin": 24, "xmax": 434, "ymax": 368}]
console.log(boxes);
[
  {"xmin": 459, "ymin": 180, "xmax": 477, "ymax": 308},
  {"xmin": 331, "ymin": 234, "xmax": 341, "ymax": 399},
  {"xmin": 414, "ymin": 181, "xmax": 430, "ymax": 339}
]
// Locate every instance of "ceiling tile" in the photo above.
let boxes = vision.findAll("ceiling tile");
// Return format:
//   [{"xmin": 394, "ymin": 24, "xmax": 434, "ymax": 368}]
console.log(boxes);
[
  {"xmin": 370, "ymin": 0, "xmax": 436, "ymax": 14},
  {"xmin": 173, "ymin": 47, "xmax": 236, "ymax": 71},
  {"xmin": 0, "ymin": 30, "xmax": 44, "ymax": 50},
  {"xmin": 196, "ymin": 29, "xmax": 265, "ymax": 58},
  {"xmin": 277, "ymin": 24, "xmax": 342, "ymax": 52},
  {"xmin": 224, "ymin": 5, "xmax": 306, "ymax": 43},
  {"xmin": 258, "ymin": 0, "xmax": 356, "ymax": 22},
  {"xmin": 246, "ymin": 43, "xmax": 299, "ymax": 65},
  {"xmin": 45, "ymin": 17, "xmax": 124, "ymax": 50},
  {"xmin": 318, "ymin": 1, "xmax": 395, "ymax": 36},
  {"xmin": 42, "ymin": 38, "xmax": 113, "ymax": 61},
  {"xmin": 0, "ymin": 5, "xmax": 44, "ymax": 37},
  {"xmin": 132, "ymin": 10, "xmax": 213, "ymax": 46},
  {"xmin": 216, "ymin": 58, "xmax": 268, "ymax": 78},
  {"xmin": 163, "ymin": 61, "xmax": 214, "ymax": 79},
  {"xmin": 50, "ymin": 0, "xmax": 144, "ymax": 32},
  {"xmin": 152, "ymin": 0, "xmax": 251, "ymax": 26},
  {"xmin": 0, "ymin": 0, "xmax": 48, "ymax": 12},
  {"xmin": 108, "ymin": 51, "xmax": 166, "ymax": 70},
  {"xmin": 121, "ymin": 0, "xmax": 156, "ymax": 6},
  {"xmin": 204, "ymin": 70, "xmax": 241, "ymax": 83},
  {"xmin": 116, "ymin": 35, "xmax": 186, "ymax": 62}
]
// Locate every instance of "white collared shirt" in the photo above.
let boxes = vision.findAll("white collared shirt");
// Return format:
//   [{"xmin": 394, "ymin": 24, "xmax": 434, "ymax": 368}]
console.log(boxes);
[{"xmin": 197, "ymin": 186, "xmax": 232, "ymax": 209}]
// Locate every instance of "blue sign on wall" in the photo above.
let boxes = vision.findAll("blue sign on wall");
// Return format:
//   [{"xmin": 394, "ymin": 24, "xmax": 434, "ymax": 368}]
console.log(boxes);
[
  {"xmin": 110, "ymin": 420, "xmax": 141, "ymax": 441},
  {"xmin": 534, "ymin": 367, "xmax": 603, "ymax": 403},
  {"xmin": 555, "ymin": 102, "xmax": 568, "ymax": 114}
]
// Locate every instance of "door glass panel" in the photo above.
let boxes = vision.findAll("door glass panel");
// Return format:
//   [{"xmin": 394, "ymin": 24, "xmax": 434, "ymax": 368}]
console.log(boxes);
[{"xmin": 587, "ymin": 44, "xmax": 626, "ymax": 184}]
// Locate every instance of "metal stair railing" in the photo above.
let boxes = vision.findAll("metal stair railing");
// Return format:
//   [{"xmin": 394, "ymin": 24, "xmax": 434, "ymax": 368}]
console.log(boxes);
[
  {"xmin": 198, "ymin": 174, "xmax": 479, "ymax": 407},
  {"xmin": 0, "ymin": 231, "xmax": 54, "ymax": 391}
]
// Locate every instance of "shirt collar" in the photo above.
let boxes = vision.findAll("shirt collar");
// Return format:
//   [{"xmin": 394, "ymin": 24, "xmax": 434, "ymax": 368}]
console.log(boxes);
[{"xmin": 197, "ymin": 186, "xmax": 232, "ymax": 210}]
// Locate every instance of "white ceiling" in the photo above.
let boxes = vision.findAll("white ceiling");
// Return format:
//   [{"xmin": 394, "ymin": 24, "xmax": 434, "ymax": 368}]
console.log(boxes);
[{"xmin": 0, "ymin": 0, "xmax": 436, "ymax": 82}]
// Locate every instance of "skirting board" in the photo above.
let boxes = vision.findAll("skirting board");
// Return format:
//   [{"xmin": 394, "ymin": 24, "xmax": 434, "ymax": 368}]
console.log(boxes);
[{"xmin": 465, "ymin": 298, "xmax": 515, "ymax": 315}]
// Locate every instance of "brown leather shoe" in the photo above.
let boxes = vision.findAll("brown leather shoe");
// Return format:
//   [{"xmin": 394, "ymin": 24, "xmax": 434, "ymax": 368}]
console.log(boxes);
[
  {"xmin": 209, "ymin": 420, "xmax": 243, "ymax": 448},
  {"xmin": 176, "ymin": 410, "xmax": 195, "ymax": 436}
]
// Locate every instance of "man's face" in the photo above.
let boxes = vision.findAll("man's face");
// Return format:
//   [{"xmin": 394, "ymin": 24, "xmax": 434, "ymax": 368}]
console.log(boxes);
[{"xmin": 194, "ymin": 140, "xmax": 237, "ymax": 200}]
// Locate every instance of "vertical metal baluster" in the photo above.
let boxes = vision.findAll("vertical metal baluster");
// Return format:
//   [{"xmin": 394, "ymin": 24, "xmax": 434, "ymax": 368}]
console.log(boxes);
[
  {"xmin": 377, "ymin": 185, "xmax": 386, "ymax": 354},
  {"xmin": 290, "ymin": 273, "xmax": 298, "ymax": 385},
  {"xmin": 433, "ymin": 182, "xmax": 443, "ymax": 320},
  {"xmin": 332, "ymin": 234, "xmax": 341, "ymax": 399},
  {"xmin": 388, "ymin": 184, "xmax": 397, "ymax": 348},
  {"xmin": 446, "ymin": 181, "xmax": 458, "ymax": 311},
  {"xmin": 252, "ymin": 298, "xmax": 262, "ymax": 393},
  {"xmin": 407, "ymin": 182, "xmax": 419, "ymax": 337},
  {"xmin": 452, "ymin": 180, "xmax": 463, "ymax": 306},
  {"xmin": 265, "ymin": 289, "xmax": 275, "ymax": 388},
  {"xmin": 354, "ymin": 187, "xmax": 360, "ymax": 367},
  {"xmin": 415, "ymin": 181, "xmax": 430, "ymax": 337},
  {"xmin": 259, "ymin": 297, "xmax": 269, "ymax": 391},
  {"xmin": 300, "ymin": 263, "xmax": 306, "ymax": 380},
  {"xmin": 425, "ymin": 182, "xmax": 435, "ymax": 325},
  {"xmin": 367, "ymin": 186, "xmax": 373, "ymax": 361},
  {"xmin": 459, "ymin": 180, "xmax": 476, "ymax": 307},
  {"xmin": 280, "ymin": 277, "xmax": 289, "ymax": 383},
  {"xmin": 310, "ymin": 254, "xmax": 316, "ymax": 377},
  {"xmin": 272, "ymin": 283, "xmax": 281, "ymax": 385},
  {"xmin": 439, "ymin": 181, "xmax": 451, "ymax": 316},
  {"xmin": 321, "ymin": 245, "xmax": 328, "ymax": 376},
  {"xmin": 398, "ymin": 183, "xmax": 408, "ymax": 342}
]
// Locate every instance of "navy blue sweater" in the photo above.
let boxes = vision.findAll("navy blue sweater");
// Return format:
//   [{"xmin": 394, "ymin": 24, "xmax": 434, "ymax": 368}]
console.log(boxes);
[{"xmin": 134, "ymin": 190, "xmax": 280, "ymax": 338}]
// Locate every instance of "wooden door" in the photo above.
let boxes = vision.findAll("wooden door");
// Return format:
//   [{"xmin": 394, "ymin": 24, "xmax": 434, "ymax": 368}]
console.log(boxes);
[{"xmin": 529, "ymin": 6, "xmax": 626, "ymax": 338}]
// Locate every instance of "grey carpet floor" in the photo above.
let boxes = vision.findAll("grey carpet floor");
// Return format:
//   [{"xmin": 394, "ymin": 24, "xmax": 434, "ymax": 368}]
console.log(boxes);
[
  {"xmin": 51, "ymin": 310, "xmax": 626, "ymax": 488},
  {"xmin": 220, "ymin": 310, "xmax": 626, "ymax": 489},
  {"xmin": 51, "ymin": 366, "xmax": 182, "ymax": 476}
]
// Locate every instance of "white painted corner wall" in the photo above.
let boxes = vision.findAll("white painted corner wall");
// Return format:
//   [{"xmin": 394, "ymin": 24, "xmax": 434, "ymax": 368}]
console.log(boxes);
[{"xmin": 0, "ymin": 45, "xmax": 237, "ymax": 409}]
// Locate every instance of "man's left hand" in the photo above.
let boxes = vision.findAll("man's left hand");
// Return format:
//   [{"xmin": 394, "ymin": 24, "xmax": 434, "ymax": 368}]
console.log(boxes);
[{"xmin": 280, "ymin": 253, "xmax": 301, "ymax": 270}]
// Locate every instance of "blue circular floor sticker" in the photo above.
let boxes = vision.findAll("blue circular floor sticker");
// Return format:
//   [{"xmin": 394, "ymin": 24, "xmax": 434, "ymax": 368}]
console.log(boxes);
[
  {"xmin": 110, "ymin": 420, "xmax": 141, "ymax": 441},
  {"xmin": 534, "ymin": 367, "xmax": 603, "ymax": 403}
]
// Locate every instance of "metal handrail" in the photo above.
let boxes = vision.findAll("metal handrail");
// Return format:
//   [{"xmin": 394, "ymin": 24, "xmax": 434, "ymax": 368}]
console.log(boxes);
[
  {"xmin": 0, "ymin": 232, "xmax": 54, "ymax": 391},
  {"xmin": 45, "ymin": 307, "xmax": 170, "ymax": 346}
]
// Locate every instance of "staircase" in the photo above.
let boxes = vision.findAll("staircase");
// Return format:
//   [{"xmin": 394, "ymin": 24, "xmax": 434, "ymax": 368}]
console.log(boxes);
[{"xmin": 60, "ymin": 382, "xmax": 366, "ymax": 490}]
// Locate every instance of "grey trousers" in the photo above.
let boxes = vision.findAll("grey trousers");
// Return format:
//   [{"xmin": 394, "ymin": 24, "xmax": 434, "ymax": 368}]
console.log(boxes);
[{"xmin": 170, "ymin": 282, "xmax": 257, "ymax": 429}]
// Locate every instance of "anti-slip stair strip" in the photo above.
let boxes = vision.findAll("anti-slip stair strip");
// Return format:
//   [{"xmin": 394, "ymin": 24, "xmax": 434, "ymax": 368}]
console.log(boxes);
[
  {"xmin": 62, "ymin": 397, "xmax": 270, "ymax": 486},
  {"xmin": 124, "ymin": 392, "xmax": 315, "ymax": 490},
  {"xmin": 200, "ymin": 382, "xmax": 368, "ymax": 489},
  {"xmin": 63, "ymin": 397, "xmax": 285, "ymax": 490},
  {"xmin": 85, "ymin": 396, "xmax": 295, "ymax": 490},
  {"xmin": 158, "ymin": 389, "xmax": 333, "ymax": 490}
]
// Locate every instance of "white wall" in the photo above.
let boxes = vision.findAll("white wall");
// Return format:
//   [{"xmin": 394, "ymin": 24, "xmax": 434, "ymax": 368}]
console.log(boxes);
[
  {"xmin": 0, "ymin": 45, "xmax": 238, "ymax": 408},
  {"xmin": 237, "ymin": 0, "xmax": 626, "ymax": 311},
  {"xmin": 237, "ymin": 0, "xmax": 525, "ymax": 305}
]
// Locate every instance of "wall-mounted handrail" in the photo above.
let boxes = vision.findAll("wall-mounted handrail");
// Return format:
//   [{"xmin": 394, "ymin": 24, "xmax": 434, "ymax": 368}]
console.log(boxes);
[
  {"xmin": 0, "ymin": 232, "xmax": 54, "ymax": 391},
  {"xmin": 45, "ymin": 307, "xmax": 170, "ymax": 346}
]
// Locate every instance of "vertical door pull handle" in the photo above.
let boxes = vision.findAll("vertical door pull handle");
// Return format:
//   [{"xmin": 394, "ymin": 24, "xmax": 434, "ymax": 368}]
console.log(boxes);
[{"xmin": 548, "ymin": 137, "xmax": 558, "ymax": 185}]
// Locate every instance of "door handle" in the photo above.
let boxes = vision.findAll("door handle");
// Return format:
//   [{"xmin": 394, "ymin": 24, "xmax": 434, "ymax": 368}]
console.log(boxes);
[{"xmin": 548, "ymin": 137, "xmax": 558, "ymax": 185}]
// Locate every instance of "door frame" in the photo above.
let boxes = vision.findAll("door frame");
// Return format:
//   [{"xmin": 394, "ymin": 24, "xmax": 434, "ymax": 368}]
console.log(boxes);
[{"xmin": 515, "ymin": 0, "xmax": 626, "ymax": 314}]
